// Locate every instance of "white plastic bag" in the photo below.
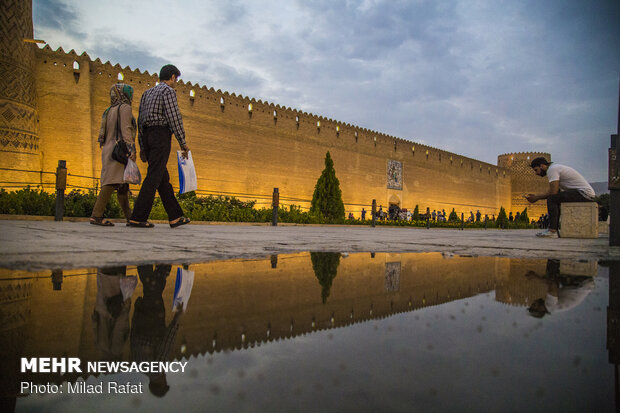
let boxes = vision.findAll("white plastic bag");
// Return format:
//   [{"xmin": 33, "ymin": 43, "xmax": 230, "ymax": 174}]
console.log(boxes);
[
  {"xmin": 173, "ymin": 267, "xmax": 195, "ymax": 312},
  {"xmin": 123, "ymin": 158, "xmax": 141, "ymax": 184},
  {"xmin": 177, "ymin": 150, "xmax": 197, "ymax": 194}
]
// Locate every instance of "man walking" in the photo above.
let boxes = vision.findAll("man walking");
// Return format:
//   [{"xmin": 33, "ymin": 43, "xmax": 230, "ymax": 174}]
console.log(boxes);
[
  {"xmin": 525, "ymin": 157, "xmax": 595, "ymax": 238},
  {"xmin": 129, "ymin": 64, "xmax": 191, "ymax": 228}
]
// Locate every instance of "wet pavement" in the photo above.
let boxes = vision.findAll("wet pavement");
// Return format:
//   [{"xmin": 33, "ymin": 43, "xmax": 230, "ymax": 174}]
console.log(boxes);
[
  {"xmin": 1, "ymin": 252, "xmax": 614, "ymax": 412},
  {"xmin": 0, "ymin": 219, "xmax": 613, "ymax": 270},
  {"xmin": 0, "ymin": 219, "xmax": 617, "ymax": 412}
]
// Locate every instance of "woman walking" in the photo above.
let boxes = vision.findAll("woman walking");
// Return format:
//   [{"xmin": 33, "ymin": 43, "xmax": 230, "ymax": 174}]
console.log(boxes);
[{"xmin": 90, "ymin": 83, "xmax": 137, "ymax": 226}]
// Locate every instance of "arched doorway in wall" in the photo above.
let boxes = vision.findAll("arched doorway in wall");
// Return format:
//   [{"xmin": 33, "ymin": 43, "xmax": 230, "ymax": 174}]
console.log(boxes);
[
  {"xmin": 388, "ymin": 194, "xmax": 401, "ymax": 208},
  {"xmin": 388, "ymin": 195, "xmax": 401, "ymax": 220}
]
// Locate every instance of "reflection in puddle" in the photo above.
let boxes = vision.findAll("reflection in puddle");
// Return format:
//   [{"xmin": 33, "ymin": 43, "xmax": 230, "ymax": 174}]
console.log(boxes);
[{"xmin": 0, "ymin": 253, "xmax": 614, "ymax": 412}]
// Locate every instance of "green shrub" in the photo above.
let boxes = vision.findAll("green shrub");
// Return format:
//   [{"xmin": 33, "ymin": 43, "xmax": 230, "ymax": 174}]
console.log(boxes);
[
  {"xmin": 0, "ymin": 187, "xmax": 55, "ymax": 215},
  {"xmin": 496, "ymin": 207, "xmax": 508, "ymax": 229}
]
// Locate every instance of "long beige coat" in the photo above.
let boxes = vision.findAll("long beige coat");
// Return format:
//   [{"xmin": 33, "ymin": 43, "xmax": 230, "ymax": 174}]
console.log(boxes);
[{"xmin": 100, "ymin": 104, "xmax": 136, "ymax": 186}]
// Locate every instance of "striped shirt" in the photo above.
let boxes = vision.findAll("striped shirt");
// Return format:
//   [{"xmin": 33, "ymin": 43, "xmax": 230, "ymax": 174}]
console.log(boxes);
[{"xmin": 137, "ymin": 82, "xmax": 186, "ymax": 152}]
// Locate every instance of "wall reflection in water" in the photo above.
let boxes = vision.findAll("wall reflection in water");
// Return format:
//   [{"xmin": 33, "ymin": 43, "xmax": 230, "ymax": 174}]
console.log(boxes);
[{"xmin": 0, "ymin": 252, "xmax": 602, "ymax": 405}]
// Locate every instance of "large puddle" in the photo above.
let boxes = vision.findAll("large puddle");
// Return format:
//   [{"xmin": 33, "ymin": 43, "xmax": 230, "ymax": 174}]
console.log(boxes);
[{"xmin": 0, "ymin": 252, "xmax": 614, "ymax": 412}]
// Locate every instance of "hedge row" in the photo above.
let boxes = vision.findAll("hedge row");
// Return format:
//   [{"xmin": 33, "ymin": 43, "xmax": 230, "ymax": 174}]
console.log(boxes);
[{"xmin": 0, "ymin": 187, "xmax": 538, "ymax": 228}]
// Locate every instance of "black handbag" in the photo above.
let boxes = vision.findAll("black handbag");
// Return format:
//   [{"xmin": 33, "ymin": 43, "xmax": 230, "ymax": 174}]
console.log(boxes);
[{"xmin": 111, "ymin": 106, "xmax": 130, "ymax": 165}]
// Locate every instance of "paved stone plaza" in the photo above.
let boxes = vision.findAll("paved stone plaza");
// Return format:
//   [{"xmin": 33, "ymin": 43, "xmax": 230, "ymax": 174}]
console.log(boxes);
[{"xmin": 0, "ymin": 218, "xmax": 612, "ymax": 270}]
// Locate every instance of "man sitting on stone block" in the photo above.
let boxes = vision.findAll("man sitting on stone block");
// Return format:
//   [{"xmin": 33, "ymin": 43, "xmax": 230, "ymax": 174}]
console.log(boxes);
[{"xmin": 525, "ymin": 157, "xmax": 595, "ymax": 238}]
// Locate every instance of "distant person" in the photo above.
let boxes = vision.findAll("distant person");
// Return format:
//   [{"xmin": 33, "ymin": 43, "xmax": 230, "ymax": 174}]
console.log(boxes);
[
  {"xmin": 525, "ymin": 157, "xmax": 595, "ymax": 238},
  {"xmin": 508, "ymin": 212, "xmax": 513, "ymax": 222},
  {"xmin": 129, "ymin": 64, "xmax": 191, "ymax": 228},
  {"xmin": 515, "ymin": 211, "xmax": 520, "ymax": 222},
  {"xmin": 432, "ymin": 210, "xmax": 437, "ymax": 221},
  {"xmin": 361, "ymin": 208, "xmax": 366, "ymax": 220},
  {"xmin": 90, "ymin": 84, "xmax": 136, "ymax": 226},
  {"xmin": 475, "ymin": 210, "xmax": 481, "ymax": 222}
]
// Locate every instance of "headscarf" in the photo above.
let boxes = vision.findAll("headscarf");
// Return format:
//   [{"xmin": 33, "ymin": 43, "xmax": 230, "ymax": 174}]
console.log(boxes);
[{"xmin": 98, "ymin": 83, "xmax": 135, "ymax": 145}]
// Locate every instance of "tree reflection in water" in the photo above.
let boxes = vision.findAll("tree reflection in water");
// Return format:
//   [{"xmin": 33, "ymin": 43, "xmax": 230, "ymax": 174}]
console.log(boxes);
[{"xmin": 310, "ymin": 252, "xmax": 341, "ymax": 304}]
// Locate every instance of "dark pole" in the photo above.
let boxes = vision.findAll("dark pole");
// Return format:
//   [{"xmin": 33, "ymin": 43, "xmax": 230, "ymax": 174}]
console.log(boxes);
[
  {"xmin": 271, "ymin": 188, "xmax": 279, "ymax": 226},
  {"xmin": 608, "ymin": 261, "xmax": 620, "ymax": 411},
  {"xmin": 54, "ymin": 160, "xmax": 67, "ymax": 221},
  {"xmin": 426, "ymin": 207, "xmax": 430, "ymax": 229},
  {"xmin": 371, "ymin": 199, "xmax": 376, "ymax": 228},
  {"xmin": 461, "ymin": 213, "xmax": 464, "ymax": 230},
  {"xmin": 610, "ymin": 75, "xmax": 620, "ymax": 246},
  {"xmin": 51, "ymin": 269, "xmax": 63, "ymax": 291}
]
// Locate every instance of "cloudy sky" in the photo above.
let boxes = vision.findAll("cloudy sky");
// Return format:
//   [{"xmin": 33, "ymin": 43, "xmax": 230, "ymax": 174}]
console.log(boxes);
[{"xmin": 33, "ymin": 0, "xmax": 619, "ymax": 182}]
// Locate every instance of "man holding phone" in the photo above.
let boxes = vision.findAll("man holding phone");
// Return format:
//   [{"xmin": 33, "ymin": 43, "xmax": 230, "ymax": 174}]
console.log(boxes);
[{"xmin": 525, "ymin": 157, "xmax": 595, "ymax": 238}]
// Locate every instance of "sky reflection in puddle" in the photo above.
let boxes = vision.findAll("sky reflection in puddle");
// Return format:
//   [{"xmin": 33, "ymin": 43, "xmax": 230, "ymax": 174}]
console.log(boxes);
[{"xmin": 0, "ymin": 252, "xmax": 614, "ymax": 412}]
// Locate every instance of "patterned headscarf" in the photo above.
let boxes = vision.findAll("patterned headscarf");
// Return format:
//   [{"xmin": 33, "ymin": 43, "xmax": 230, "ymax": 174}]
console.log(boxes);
[{"xmin": 98, "ymin": 83, "xmax": 135, "ymax": 145}]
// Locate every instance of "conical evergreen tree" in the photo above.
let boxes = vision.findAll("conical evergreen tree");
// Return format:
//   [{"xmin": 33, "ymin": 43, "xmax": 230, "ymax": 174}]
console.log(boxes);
[
  {"xmin": 497, "ymin": 207, "xmax": 508, "ymax": 228},
  {"xmin": 310, "ymin": 152, "xmax": 345, "ymax": 222},
  {"xmin": 519, "ymin": 207, "xmax": 529, "ymax": 223}
]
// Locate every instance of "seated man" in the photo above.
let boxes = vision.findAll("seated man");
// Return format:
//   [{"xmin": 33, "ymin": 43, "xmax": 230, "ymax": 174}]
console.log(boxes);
[{"xmin": 525, "ymin": 157, "xmax": 595, "ymax": 238}]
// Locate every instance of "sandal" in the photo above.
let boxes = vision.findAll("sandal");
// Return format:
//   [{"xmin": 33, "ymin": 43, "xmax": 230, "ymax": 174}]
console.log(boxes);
[
  {"xmin": 128, "ymin": 220, "xmax": 155, "ymax": 228},
  {"xmin": 90, "ymin": 217, "xmax": 114, "ymax": 226},
  {"xmin": 170, "ymin": 217, "xmax": 190, "ymax": 228}
]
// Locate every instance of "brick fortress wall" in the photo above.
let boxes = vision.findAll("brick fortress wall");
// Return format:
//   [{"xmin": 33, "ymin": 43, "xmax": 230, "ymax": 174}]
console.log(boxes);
[{"xmin": 22, "ymin": 45, "xmax": 512, "ymax": 218}]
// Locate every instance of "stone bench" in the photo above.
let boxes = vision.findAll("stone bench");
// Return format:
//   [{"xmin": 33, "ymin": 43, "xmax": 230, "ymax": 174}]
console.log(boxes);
[{"xmin": 560, "ymin": 202, "xmax": 598, "ymax": 238}]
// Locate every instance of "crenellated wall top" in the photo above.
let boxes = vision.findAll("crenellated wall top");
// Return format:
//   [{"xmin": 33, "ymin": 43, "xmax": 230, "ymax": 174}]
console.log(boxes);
[{"xmin": 35, "ymin": 45, "xmax": 510, "ymax": 174}]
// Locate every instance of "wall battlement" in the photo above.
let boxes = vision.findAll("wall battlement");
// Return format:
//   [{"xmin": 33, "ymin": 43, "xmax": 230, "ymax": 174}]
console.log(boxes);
[{"xmin": 36, "ymin": 45, "xmax": 504, "ymax": 175}]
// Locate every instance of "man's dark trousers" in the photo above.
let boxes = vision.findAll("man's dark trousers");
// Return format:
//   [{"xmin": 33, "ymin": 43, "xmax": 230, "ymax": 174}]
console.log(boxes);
[
  {"xmin": 547, "ymin": 189, "xmax": 593, "ymax": 231},
  {"xmin": 131, "ymin": 126, "xmax": 183, "ymax": 222}
]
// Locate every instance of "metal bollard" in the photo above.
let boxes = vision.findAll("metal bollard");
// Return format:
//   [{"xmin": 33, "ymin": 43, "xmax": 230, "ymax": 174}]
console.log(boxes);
[
  {"xmin": 372, "ymin": 199, "xmax": 376, "ymax": 228},
  {"xmin": 52, "ymin": 269, "xmax": 63, "ymax": 290},
  {"xmin": 426, "ymin": 207, "xmax": 430, "ymax": 229},
  {"xmin": 54, "ymin": 160, "xmax": 67, "ymax": 221},
  {"xmin": 461, "ymin": 213, "xmax": 464, "ymax": 230},
  {"xmin": 272, "ymin": 188, "xmax": 279, "ymax": 226}
]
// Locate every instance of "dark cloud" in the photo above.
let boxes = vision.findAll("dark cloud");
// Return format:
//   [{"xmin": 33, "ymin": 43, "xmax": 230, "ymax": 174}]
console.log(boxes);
[{"xmin": 33, "ymin": 0, "xmax": 84, "ymax": 38}]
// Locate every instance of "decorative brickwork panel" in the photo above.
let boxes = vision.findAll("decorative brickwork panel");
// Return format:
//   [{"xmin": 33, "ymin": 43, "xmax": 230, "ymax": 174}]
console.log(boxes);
[
  {"xmin": 0, "ymin": 62, "xmax": 37, "ymax": 106},
  {"xmin": 384, "ymin": 262, "xmax": 401, "ymax": 292},
  {"xmin": 0, "ymin": 0, "xmax": 34, "ymax": 67},
  {"xmin": 0, "ymin": 0, "xmax": 39, "ymax": 163},
  {"xmin": 387, "ymin": 159, "xmax": 402, "ymax": 190}
]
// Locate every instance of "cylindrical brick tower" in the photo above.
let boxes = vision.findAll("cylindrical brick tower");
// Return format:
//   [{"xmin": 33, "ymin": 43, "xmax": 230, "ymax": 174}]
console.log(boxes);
[
  {"xmin": 0, "ymin": 0, "xmax": 40, "ymax": 188},
  {"xmin": 498, "ymin": 152, "xmax": 550, "ymax": 220}
]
